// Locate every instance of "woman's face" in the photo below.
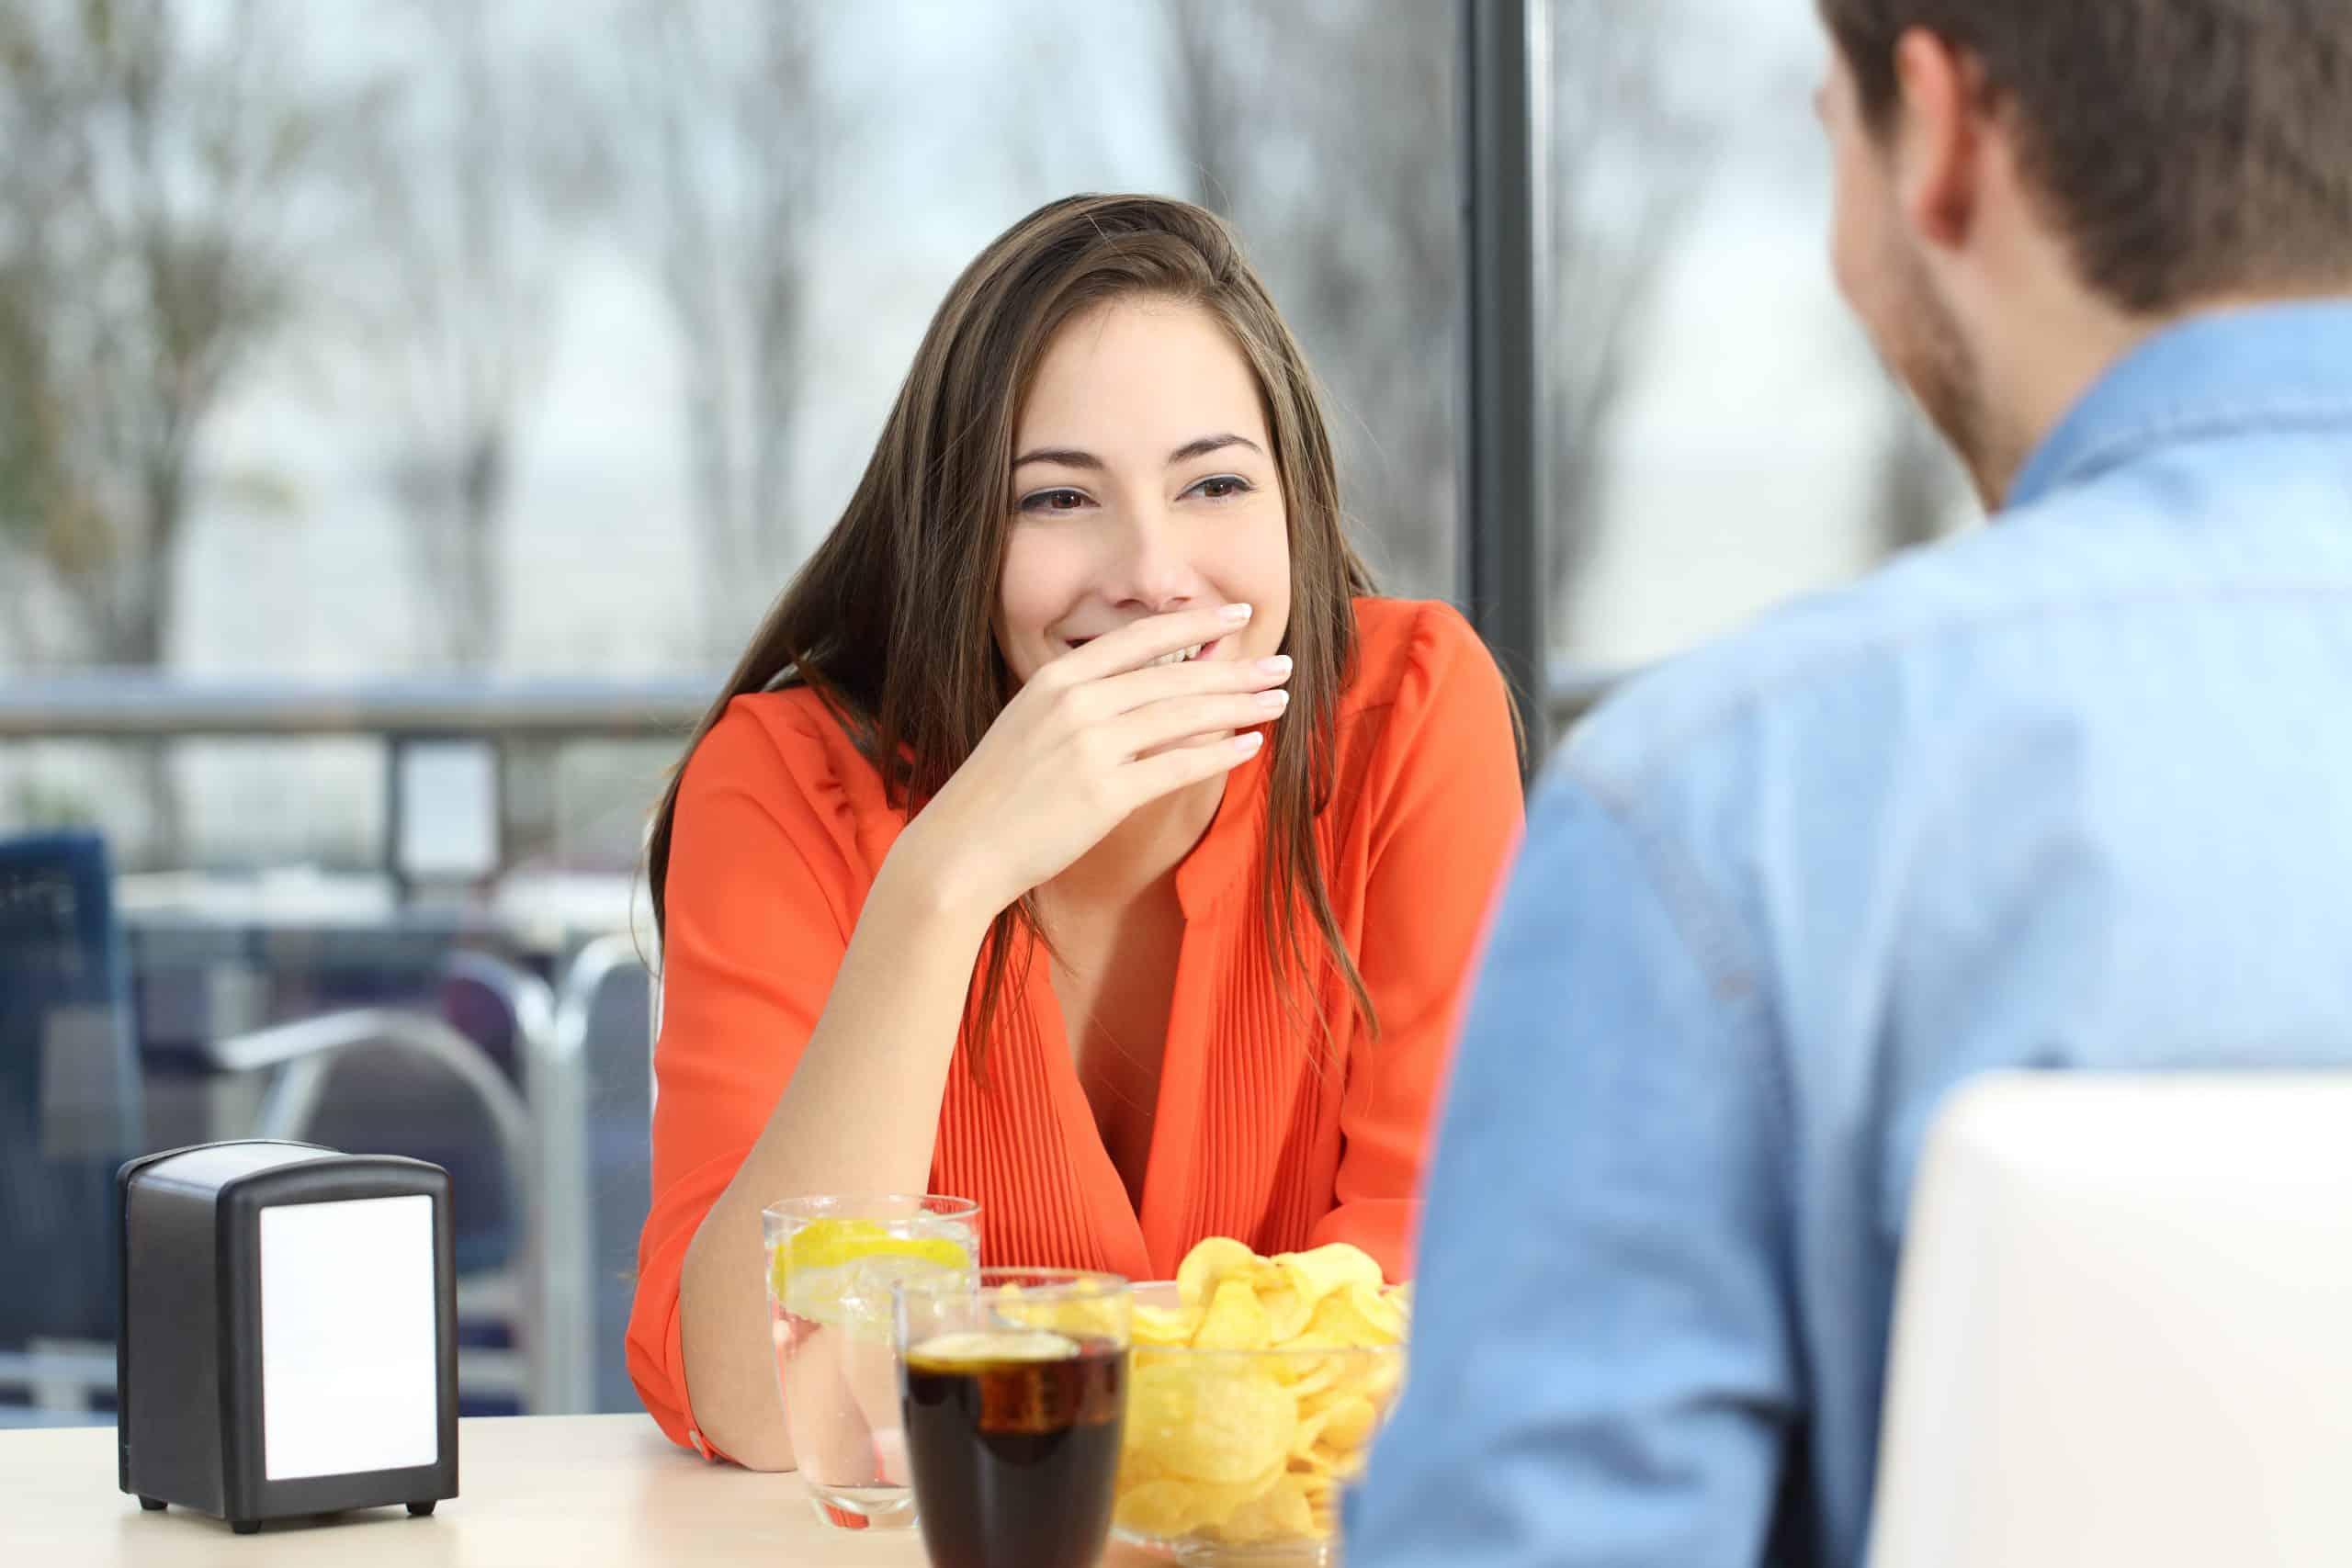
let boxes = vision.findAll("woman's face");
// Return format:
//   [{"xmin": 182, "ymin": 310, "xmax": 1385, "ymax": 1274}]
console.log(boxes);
[{"xmin": 995, "ymin": 298, "xmax": 1293, "ymax": 686}]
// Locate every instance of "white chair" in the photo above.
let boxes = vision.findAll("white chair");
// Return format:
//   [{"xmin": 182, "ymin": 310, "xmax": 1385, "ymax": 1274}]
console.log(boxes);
[
  {"xmin": 553, "ymin": 932, "xmax": 654, "ymax": 1411},
  {"xmin": 1868, "ymin": 1071, "xmax": 2352, "ymax": 1567}
]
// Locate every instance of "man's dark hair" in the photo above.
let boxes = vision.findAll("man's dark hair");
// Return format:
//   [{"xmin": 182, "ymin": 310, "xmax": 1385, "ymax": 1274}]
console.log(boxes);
[{"xmin": 1819, "ymin": 1, "xmax": 2352, "ymax": 313}]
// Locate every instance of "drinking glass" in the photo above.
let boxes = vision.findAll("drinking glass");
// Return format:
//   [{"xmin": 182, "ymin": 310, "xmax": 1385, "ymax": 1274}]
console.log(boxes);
[
  {"xmin": 896, "ymin": 1269, "xmax": 1132, "ymax": 1568},
  {"xmin": 762, "ymin": 1194, "xmax": 980, "ymax": 1529}
]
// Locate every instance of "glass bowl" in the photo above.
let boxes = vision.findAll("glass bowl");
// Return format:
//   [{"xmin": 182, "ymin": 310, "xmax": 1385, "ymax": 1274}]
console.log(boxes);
[{"xmin": 1110, "ymin": 1281, "xmax": 1406, "ymax": 1566}]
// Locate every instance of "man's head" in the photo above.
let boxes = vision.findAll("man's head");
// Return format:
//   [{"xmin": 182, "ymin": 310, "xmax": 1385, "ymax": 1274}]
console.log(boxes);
[{"xmin": 1816, "ymin": 1, "xmax": 2352, "ymax": 506}]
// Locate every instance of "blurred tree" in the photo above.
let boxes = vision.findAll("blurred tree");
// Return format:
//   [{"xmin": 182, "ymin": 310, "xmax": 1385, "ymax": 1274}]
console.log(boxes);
[
  {"xmin": 608, "ymin": 0, "xmax": 837, "ymax": 662},
  {"xmin": 1159, "ymin": 0, "xmax": 1458, "ymax": 599},
  {"xmin": 0, "ymin": 0, "xmax": 373, "ymax": 857},
  {"xmin": 1542, "ymin": 0, "xmax": 1714, "ymax": 635},
  {"xmin": 364, "ymin": 0, "xmax": 597, "ymax": 672},
  {"xmin": 1159, "ymin": 0, "xmax": 1710, "ymax": 637}
]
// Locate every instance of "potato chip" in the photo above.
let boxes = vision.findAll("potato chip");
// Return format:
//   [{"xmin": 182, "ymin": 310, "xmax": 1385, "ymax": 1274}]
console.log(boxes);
[
  {"xmin": 1116, "ymin": 1461, "xmax": 1289, "ymax": 1535},
  {"xmin": 1304, "ymin": 1281, "xmax": 1402, "ymax": 1349},
  {"xmin": 1292, "ymin": 1441, "xmax": 1343, "ymax": 1477},
  {"xmin": 1275, "ymin": 1353, "xmax": 1345, "ymax": 1396},
  {"xmin": 1276, "ymin": 1243, "xmax": 1384, "ymax": 1304},
  {"xmin": 1125, "ymin": 1357, "xmax": 1193, "ymax": 1437},
  {"xmin": 998, "ymin": 1292, "xmax": 1125, "ymax": 1342},
  {"xmin": 1118, "ymin": 1441, "xmax": 1171, "ymax": 1486},
  {"xmin": 1193, "ymin": 1276, "xmax": 1272, "ymax": 1351},
  {"xmin": 1115, "ymin": 1478, "xmax": 1212, "ymax": 1539},
  {"xmin": 1215, "ymin": 1472, "xmax": 1317, "ymax": 1544},
  {"xmin": 1319, "ymin": 1450, "xmax": 1374, "ymax": 1488},
  {"xmin": 1176, "ymin": 1237, "xmax": 1258, "ymax": 1308},
  {"xmin": 1125, "ymin": 1357, "xmax": 1295, "ymax": 1483},
  {"xmin": 1315, "ymin": 1393, "xmax": 1379, "ymax": 1452},
  {"xmin": 1255, "ymin": 1284, "xmax": 1313, "ymax": 1342},
  {"xmin": 1349, "ymin": 1351, "xmax": 1405, "ymax": 1407},
  {"xmin": 1132, "ymin": 1302, "xmax": 1203, "ymax": 1347},
  {"xmin": 1347, "ymin": 1280, "xmax": 1408, "ymax": 1338}
]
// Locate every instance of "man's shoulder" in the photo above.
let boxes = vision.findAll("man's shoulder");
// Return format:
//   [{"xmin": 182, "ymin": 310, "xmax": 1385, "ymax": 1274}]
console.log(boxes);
[
  {"xmin": 1572, "ymin": 433, "xmax": 2352, "ymax": 806},
  {"xmin": 1564, "ymin": 525, "xmax": 2029, "ymax": 800}
]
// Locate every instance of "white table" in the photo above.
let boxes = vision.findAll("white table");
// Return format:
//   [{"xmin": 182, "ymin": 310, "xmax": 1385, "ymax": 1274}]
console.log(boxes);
[{"xmin": 5, "ymin": 1414, "xmax": 1166, "ymax": 1564}]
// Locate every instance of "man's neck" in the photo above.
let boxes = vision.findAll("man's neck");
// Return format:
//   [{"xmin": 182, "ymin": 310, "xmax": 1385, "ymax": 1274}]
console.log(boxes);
[
  {"xmin": 1977, "ymin": 299, "xmax": 2153, "ymax": 509},
  {"xmin": 1984, "ymin": 284, "xmax": 2352, "ymax": 509}
]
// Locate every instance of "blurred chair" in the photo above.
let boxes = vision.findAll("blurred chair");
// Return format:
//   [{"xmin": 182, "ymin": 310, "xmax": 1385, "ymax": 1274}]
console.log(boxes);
[
  {"xmin": 1869, "ymin": 1072, "xmax": 2352, "ymax": 1568},
  {"xmin": 0, "ymin": 829, "xmax": 588, "ymax": 1416},
  {"xmin": 0, "ymin": 831, "xmax": 141, "ymax": 1425},
  {"xmin": 553, "ymin": 934, "xmax": 654, "ymax": 1412},
  {"xmin": 230, "ymin": 952, "xmax": 558, "ymax": 1414}
]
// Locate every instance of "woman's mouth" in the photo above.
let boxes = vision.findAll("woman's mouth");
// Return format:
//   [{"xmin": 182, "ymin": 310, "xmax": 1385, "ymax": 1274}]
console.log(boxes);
[
  {"xmin": 1145, "ymin": 636, "xmax": 1221, "ymax": 668},
  {"xmin": 1065, "ymin": 635, "xmax": 1224, "ymax": 665}
]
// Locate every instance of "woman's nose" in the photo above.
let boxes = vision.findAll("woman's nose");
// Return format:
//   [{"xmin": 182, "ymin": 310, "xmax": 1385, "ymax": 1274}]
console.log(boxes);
[{"xmin": 1103, "ymin": 505, "xmax": 1198, "ymax": 612}]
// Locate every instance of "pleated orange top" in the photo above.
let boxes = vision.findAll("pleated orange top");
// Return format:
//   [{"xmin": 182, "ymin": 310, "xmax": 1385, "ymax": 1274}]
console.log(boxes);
[{"xmin": 628, "ymin": 597, "xmax": 1522, "ymax": 1455}]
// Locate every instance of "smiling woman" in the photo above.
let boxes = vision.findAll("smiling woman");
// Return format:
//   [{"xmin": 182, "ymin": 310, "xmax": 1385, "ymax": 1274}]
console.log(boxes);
[{"xmin": 626, "ymin": 195, "xmax": 1524, "ymax": 1473}]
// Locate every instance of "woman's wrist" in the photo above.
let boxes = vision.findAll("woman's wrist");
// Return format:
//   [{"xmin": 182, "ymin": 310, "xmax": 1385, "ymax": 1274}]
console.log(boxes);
[{"xmin": 878, "ymin": 820, "xmax": 1011, "ymax": 939}]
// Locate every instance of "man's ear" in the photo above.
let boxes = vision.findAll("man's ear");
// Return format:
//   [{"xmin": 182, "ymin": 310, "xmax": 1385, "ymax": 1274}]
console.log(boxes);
[{"xmin": 1890, "ymin": 27, "xmax": 1985, "ymax": 251}]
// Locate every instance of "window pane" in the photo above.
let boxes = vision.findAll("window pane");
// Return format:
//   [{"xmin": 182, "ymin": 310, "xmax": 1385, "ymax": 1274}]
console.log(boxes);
[
  {"xmin": 1544, "ymin": 0, "xmax": 1974, "ymax": 693},
  {"xmin": 0, "ymin": 0, "xmax": 1459, "ymax": 1421}
]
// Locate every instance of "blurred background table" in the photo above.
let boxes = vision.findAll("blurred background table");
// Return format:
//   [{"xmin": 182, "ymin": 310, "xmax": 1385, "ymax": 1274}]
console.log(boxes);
[{"xmin": 6, "ymin": 1414, "xmax": 1168, "ymax": 1565}]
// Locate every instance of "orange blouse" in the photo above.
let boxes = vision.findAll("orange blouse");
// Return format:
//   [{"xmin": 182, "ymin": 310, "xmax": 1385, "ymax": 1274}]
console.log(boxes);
[{"xmin": 628, "ymin": 597, "xmax": 1523, "ymax": 1454}]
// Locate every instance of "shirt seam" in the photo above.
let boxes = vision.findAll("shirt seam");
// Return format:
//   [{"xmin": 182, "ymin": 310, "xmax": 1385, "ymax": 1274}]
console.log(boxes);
[
  {"xmin": 2030, "ymin": 395, "xmax": 2352, "ymax": 500},
  {"xmin": 1589, "ymin": 577, "xmax": 2352, "ymax": 798},
  {"xmin": 1552, "ymin": 767, "xmax": 1797, "ymax": 1170},
  {"xmin": 1550, "ymin": 768, "xmax": 1812, "ymax": 1413}
]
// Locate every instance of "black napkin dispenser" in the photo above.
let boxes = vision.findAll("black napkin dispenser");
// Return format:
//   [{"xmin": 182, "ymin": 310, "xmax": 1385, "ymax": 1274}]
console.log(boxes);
[{"xmin": 116, "ymin": 1141, "xmax": 458, "ymax": 1534}]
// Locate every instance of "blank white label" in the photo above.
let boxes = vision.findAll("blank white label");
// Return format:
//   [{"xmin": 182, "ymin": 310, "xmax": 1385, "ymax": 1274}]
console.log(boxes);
[
  {"xmin": 258, "ymin": 1194, "xmax": 439, "ymax": 1481},
  {"xmin": 394, "ymin": 739, "xmax": 500, "ymax": 881}
]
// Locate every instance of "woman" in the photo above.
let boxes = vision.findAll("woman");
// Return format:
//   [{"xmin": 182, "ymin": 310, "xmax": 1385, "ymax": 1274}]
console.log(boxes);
[{"xmin": 628, "ymin": 194, "xmax": 1522, "ymax": 1468}]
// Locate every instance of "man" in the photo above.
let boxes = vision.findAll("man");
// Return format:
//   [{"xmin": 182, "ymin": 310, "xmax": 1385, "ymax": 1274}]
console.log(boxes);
[{"xmin": 1350, "ymin": 3, "xmax": 2352, "ymax": 1564}]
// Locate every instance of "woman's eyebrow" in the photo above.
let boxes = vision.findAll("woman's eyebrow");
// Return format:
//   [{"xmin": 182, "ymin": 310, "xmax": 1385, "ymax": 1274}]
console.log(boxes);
[
  {"xmin": 1012, "ymin": 434, "xmax": 1264, "ymax": 470},
  {"xmin": 1168, "ymin": 433, "xmax": 1262, "ymax": 465},
  {"xmin": 1012, "ymin": 446, "xmax": 1102, "ymax": 470}
]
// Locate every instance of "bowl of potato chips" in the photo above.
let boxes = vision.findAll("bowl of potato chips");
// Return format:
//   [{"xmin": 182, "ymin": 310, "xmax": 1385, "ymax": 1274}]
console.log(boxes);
[{"xmin": 1113, "ymin": 1237, "xmax": 1410, "ymax": 1565}]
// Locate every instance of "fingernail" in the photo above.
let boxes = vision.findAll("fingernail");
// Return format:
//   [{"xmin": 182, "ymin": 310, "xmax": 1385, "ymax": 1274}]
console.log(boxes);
[
  {"xmin": 1234, "ymin": 730, "xmax": 1265, "ymax": 756},
  {"xmin": 1258, "ymin": 688, "xmax": 1291, "ymax": 711},
  {"xmin": 1222, "ymin": 603, "xmax": 1254, "ymax": 624},
  {"xmin": 1258, "ymin": 655, "xmax": 1293, "ymax": 677}
]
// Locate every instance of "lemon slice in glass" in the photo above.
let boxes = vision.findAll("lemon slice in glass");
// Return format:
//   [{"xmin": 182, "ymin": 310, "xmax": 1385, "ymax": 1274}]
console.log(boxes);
[{"xmin": 772, "ymin": 1218, "xmax": 973, "ymax": 1334}]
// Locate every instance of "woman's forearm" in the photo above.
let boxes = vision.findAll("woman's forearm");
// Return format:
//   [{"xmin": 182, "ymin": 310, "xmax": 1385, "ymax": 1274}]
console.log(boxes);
[{"xmin": 673, "ymin": 832, "xmax": 999, "ymax": 1469}]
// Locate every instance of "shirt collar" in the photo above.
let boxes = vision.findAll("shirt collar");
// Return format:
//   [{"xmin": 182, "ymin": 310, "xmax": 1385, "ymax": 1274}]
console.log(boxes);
[
  {"xmin": 2008, "ymin": 299, "xmax": 2352, "ymax": 510},
  {"xmin": 1174, "ymin": 739, "xmax": 1270, "ymax": 920}
]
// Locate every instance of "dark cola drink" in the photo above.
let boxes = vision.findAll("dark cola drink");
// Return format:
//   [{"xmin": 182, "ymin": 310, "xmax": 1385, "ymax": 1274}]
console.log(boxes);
[{"xmin": 901, "ymin": 1329, "xmax": 1127, "ymax": 1568}]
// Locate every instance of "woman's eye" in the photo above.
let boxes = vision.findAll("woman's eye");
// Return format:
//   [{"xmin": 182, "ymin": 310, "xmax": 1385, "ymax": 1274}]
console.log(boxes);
[
  {"xmin": 1193, "ymin": 475, "xmax": 1252, "ymax": 501},
  {"xmin": 1020, "ymin": 488, "xmax": 1090, "ymax": 513}
]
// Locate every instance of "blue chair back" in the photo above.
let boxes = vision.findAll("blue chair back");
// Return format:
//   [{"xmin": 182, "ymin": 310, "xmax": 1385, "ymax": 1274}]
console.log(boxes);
[{"xmin": 0, "ymin": 832, "xmax": 141, "ymax": 1350}]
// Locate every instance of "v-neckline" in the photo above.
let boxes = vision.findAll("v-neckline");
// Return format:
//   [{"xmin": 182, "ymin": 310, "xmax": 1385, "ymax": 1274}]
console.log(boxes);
[{"xmin": 1024, "ymin": 740, "xmax": 1272, "ymax": 1280}]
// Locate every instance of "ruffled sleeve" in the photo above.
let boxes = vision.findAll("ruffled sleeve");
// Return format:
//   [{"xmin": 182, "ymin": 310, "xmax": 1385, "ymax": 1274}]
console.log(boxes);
[{"xmin": 625, "ymin": 694, "xmax": 863, "ymax": 1458}]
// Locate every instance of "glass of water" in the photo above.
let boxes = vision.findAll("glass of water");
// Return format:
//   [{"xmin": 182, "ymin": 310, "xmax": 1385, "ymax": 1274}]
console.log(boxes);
[{"xmin": 762, "ymin": 1193, "xmax": 980, "ymax": 1530}]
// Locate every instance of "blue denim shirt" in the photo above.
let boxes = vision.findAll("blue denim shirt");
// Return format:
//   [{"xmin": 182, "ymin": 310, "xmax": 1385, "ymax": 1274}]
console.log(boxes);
[{"xmin": 1349, "ymin": 301, "xmax": 2352, "ymax": 1567}]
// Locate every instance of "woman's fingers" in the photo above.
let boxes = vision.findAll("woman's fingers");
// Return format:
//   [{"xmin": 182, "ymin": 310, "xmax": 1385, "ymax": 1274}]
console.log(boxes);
[
  {"xmin": 1094, "ymin": 649, "xmax": 1293, "ymax": 716},
  {"xmin": 1048, "ymin": 603, "xmax": 1253, "ymax": 685},
  {"xmin": 1117, "ymin": 728, "xmax": 1266, "ymax": 807},
  {"xmin": 1109, "ymin": 690, "xmax": 1289, "ymax": 759}
]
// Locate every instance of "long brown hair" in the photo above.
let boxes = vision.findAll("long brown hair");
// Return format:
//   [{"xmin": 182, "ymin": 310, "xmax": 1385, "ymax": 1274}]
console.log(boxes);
[{"xmin": 646, "ymin": 193, "xmax": 1379, "ymax": 1068}]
